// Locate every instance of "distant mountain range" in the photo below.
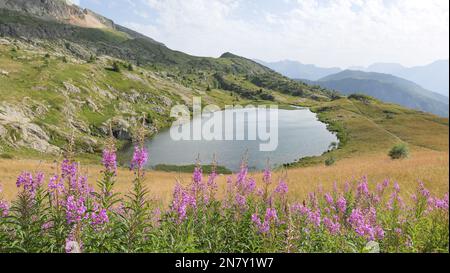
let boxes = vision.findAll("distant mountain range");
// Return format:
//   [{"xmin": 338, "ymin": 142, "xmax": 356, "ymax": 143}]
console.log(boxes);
[
  {"xmin": 300, "ymin": 70, "xmax": 449, "ymax": 117},
  {"xmin": 254, "ymin": 59, "xmax": 341, "ymax": 81},
  {"xmin": 363, "ymin": 61, "xmax": 449, "ymax": 98},
  {"xmin": 258, "ymin": 59, "xmax": 449, "ymax": 97}
]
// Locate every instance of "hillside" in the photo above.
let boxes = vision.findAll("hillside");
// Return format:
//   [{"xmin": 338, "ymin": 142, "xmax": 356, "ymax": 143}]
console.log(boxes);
[
  {"xmin": 303, "ymin": 70, "xmax": 449, "ymax": 117},
  {"xmin": 0, "ymin": 0, "xmax": 335, "ymax": 158}
]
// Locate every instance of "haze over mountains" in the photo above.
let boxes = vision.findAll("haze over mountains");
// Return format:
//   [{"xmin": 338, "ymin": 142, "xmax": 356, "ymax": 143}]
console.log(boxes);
[
  {"xmin": 255, "ymin": 59, "xmax": 341, "ymax": 82},
  {"xmin": 306, "ymin": 70, "xmax": 449, "ymax": 117},
  {"xmin": 258, "ymin": 59, "xmax": 449, "ymax": 98},
  {"xmin": 363, "ymin": 60, "xmax": 449, "ymax": 97}
]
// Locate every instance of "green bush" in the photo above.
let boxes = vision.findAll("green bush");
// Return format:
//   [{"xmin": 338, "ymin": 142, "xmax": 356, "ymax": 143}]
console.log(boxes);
[
  {"xmin": 325, "ymin": 156, "xmax": 336, "ymax": 166},
  {"xmin": 111, "ymin": 61, "xmax": 121, "ymax": 72},
  {"xmin": 0, "ymin": 153, "xmax": 14, "ymax": 159},
  {"xmin": 389, "ymin": 143, "xmax": 409, "ymax": 159}
]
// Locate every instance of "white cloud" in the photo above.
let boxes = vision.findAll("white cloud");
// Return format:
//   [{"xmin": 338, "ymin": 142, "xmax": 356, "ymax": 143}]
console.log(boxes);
[{"xmin": 122, "ymin": 0, "xmax": 449, "ymax": 68}]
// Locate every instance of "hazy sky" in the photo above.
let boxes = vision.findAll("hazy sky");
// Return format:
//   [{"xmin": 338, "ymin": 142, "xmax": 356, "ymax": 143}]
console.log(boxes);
[{"xmin": 72, "ymin": 0, "xmax": 449, "ymax": 68}]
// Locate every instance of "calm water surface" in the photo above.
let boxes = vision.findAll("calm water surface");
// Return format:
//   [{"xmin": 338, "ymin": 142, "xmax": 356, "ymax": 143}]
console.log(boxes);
[{"xmin": 121, "ymin": 108, "xmax": 338, "ymax": 172}]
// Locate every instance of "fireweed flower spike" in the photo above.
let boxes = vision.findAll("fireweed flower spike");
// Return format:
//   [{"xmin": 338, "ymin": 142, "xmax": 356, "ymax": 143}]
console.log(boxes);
[
  {"xmin": 16, "ymin": 171, "xmax": 44, "ymax": 198},
  {"xmin": 205, "ymin": 157, "xmax": 218, "ymax": 204},
  {"xmin": 130, "ymin": 146, "xmax": 149, "ymax": 172},
  {"xmin": 171, "ymin": 182, "xmax": 196, "ymax": 223},
  {"xmin": 102, "ymin": 123, "xmax": 118, "ymax": 175},
  {"xmin": 66, "ymin": 195, "xmax": 88, "ymax": 224},
  {"xmin": 252, "ymin": 208, "xmax": 279, "ymax": 234},
  {"xmin": 102, "ymin": 149, "xmax": 117, "ymax": 175},
  {"xmin": 90, "ymin": 202, "xmax": 109, "ymax": 228},
  {"xmin": 0, "ymin": 191, "xmax": 9, "ymax": 217},
  {"xmin": 130, "ymin": 116, "xmax": 149, "ymax": 176},
  {"xmin": 191, "ymin": 157, "xmax": 204, "ymax": 200}
]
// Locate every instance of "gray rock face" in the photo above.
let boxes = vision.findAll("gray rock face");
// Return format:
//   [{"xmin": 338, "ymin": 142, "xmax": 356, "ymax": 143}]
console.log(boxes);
[
  {"xmin": 0, "ymin": 102, "xmax": 60, "ymax": 154},
  {"xmin": 63, "ymin": 81, "xmax": 81, "ymax": 94}
]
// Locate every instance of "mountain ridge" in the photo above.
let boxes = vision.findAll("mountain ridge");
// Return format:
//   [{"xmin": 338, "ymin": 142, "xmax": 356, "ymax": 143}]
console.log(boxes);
[
  {"xmin": 254, "ymin": 59, "xmax": 342, "ymax": 81},
  {"xmin": 304, "ymin": 70, "xmax": 449, "ymax": 117}
]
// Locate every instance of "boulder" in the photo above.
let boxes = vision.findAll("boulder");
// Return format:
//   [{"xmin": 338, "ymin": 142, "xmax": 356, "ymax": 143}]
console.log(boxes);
[{"xmin": 0, "ymin": 102, "xmax": 60, "ymax": 154}]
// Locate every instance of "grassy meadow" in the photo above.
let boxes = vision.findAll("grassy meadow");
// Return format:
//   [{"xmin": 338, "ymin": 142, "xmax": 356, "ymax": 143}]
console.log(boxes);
[{"xmin": 1, "ymin": 149, "xmax": 448, "ymax": 206}]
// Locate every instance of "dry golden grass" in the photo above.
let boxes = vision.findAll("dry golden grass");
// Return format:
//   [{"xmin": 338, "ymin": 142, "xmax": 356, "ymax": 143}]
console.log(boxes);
[{"xmin": 1, "ymin": 149, "xmax": 448, "ymax": 206}]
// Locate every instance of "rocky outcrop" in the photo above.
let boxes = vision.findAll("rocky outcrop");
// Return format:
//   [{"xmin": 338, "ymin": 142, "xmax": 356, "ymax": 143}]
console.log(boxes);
[
  {"xmin": 0, "ymin": 0, "xmax": 114, "ymax": 29},
  {"xmin": 0, "ymin": 102, "xmax": 60, "ymax": 154}
]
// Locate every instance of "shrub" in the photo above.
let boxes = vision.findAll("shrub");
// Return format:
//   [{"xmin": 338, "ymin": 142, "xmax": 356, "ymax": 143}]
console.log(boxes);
[
  {"xmin": 111, "ymin": 61, "xmax": 121, "ymax": 72},
  {"xmin": 348, "ymin": 93, "xmax": 373, "ymax": 104},
  {"xmin": 325, "ymin": 156, "xmax": 336, "ymax": 166},
  {"xmin": 389, "ymin": 143, "xmax": 409, "ymax": 159},
  {"xmin": 0, "ymin": 153, "xmax": 14, "ymax": 159}
]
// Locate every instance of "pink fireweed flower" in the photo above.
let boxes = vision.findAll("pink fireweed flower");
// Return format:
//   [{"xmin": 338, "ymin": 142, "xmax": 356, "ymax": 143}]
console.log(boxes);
[
  {"xmin": 382, "ymin": 179, "xmax": 390, "ymax": 188},
  {"xmin": 307, "ymin": 210, "xmax": 322, "ymax": 228},
  {"xmin": 205, "ymin": 171, "xmax": 218, "ymax": 203},
  {"xmin": 192, "ymin": 167, "xmax": 202, "ymax": 184},
  {"xmin": 275, "ymin": 179, "xmax": 289, "ymax": 196},
  {"xmin": 265, "ymin": 207, "xmax": 278, "ymax": 222},
  {"xmin": 171, "ymin": 183, "xmax": 196, "ymax": 223},
  {"xmin": 323, "ymin": 216, "xmax": 341, "ymax": 235},
  {"xmin": 376, "ymin": 179, "xmax": 389, "ymax": 196},
  {"xmin": 48, "ymin": 175, "xmax": 65, "ymax": 197},
  {"xmin": 291, "ymin": 203, "xmax": 311, "ymax": 216},
  {"xmin": 235, "ymin": 193, "xmax": 247, "ymax": 210},
  {"xmin": 356, "ymin": 177, "xmax": 370, "ymax": 198},
  {"xmin": 130, "ymin": 146, "xmax": 148, "ymax": 171},
  {"xmin": 102, "ymin": 148, "xmax": 117, "ymax": 174},
  {"xmin": 324, "ymin": 193, "xmax": 334, "ymax": 206},
  {"xmin": 68, "ymin": 174, "xmax": 93, "ymax": 198},
  {"xmin": 333, "ymin": 181, "xmax": 338, "ymax": 194},
  {"xmin": 207, "ymin": 171, "xmax": 218, "ymax": 190},
  {"xmin": 348, "ymin": 207, "xmax": 384, "ymax": 241},
  {"xmin": 434, "ymin": 194, "xmax": 449, "ymax": 210},
  {"xmin": 223, "ymin": 176, "xmax": 234, "ymax": 209},
  {"xmin": 16, "ymin": 171, "xmax": 44, "ymax": 197},
  {"xmin": 152, "ymin": 208, "xmax": 162, "ymax": 227},
  {"xmin": 90, "ymin": 203, "xmax": 109, "ymax": 228},
  {"xmin": 42, "ymin": 221, "xmax": 54, "ymax": 231},
  {"xmin": 336, "ymin": 196, "xmax": 347, "ymax": 213},
  {"xmin": 387, "ymin": 182, "xmax": 404, "ymax": 210},
  {"xmin": 61, "ymin": 159, "xmax": 78, "ymax": 179},
  {"xmin": 243, "ymin": 177, "xmax": 256, "ymax": 195},
  {"xmin": 344, "ymin": 181, "xmax": 351, "ymax": 193},
  {"xmin": 256, "ymin": 188, "xmax": 264, "ymax": 197},
  {"xmin": 308, "ymin": 192, "xmax": 319, "ymax": 210},
  {"xmin": 0, "ymin": 200, "xmax": 9, "ymax": 217},
  {"xmin": 66, "ymin": 195, "xmax": 88, "ymax": 224},
  {"xmin": 236, "ymin": 164, "xmax": 248, "ymax": 188},
  {"xmin": 263, "ymin": 167, "xmax": 272, "ymax": 185},
  {"xmin": 418, "ymin": 182, "xmax": 431, "ymax": 198},
  {"xmin": 252, "ymin": 208, "xmax": 279, "ymax": 234},
  {"xmin": 191, "ymin": 166, "xmax": 205, "ymax": 199}
]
